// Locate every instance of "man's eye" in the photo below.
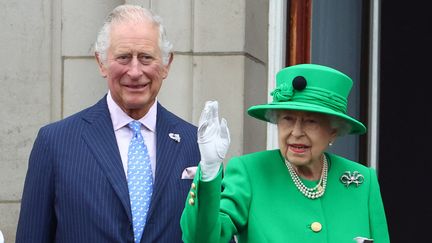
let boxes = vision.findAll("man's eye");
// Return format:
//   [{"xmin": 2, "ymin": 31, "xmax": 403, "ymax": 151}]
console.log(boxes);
[
  {"xmin": 116, "ymin": 55, "xmax": 131, "ymax": 64},
  {"xmin": 139, "ymin": 55, "xmax": 153, "ymax": 64}
]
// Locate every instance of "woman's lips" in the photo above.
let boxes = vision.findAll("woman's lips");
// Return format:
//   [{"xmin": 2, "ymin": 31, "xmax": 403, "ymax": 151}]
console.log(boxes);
[{"xmin": 289, "ymin": 144, "xmax": 309, "ymax": 153}]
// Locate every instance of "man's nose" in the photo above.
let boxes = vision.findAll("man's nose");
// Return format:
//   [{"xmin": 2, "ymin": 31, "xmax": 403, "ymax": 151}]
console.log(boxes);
[{"xmin": 127, "ymin": 57, "xmax": 143, "ymax": 79}]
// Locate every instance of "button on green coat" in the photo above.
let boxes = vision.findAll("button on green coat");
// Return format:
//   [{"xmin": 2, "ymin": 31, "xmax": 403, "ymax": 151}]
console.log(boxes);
[{"xmin": 181, "ymin": 150, "xmax": 390, "ymax": 243}]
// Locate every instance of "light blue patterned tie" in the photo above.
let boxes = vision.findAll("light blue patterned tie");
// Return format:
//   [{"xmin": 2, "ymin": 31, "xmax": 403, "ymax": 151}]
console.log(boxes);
[{"xmin": 127, "ymin": 120, "xmax": 153, "ymax": 243}]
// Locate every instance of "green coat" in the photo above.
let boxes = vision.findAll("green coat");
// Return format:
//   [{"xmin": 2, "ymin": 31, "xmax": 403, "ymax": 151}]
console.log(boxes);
[{"xmin": 181, "ymin": 150, "xmax": 390, "ymax": 243}]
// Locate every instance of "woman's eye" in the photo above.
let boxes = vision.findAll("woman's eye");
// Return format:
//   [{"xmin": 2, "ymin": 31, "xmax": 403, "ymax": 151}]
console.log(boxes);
[
  {"xmin": 305, "ymin": 119, "xmax": 317, "ymax": 124},
  {"xmin": 283, "ymin": 116, "xmax": 294, "ymax": 121},
  {"xmin": 280, "ymin": 116, "xmax": 296, "ymax": 126}
]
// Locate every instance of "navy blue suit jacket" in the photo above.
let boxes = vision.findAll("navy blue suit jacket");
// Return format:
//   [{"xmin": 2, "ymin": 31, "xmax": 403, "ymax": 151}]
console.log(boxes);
[{"xmin": 16, "ymin": 96, "xmax": 200, "ymax": 243}]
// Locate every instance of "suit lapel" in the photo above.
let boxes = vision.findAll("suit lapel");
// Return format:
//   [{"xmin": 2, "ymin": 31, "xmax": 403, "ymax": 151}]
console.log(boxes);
[
  {"xmin": 147, "ymin": 103, "xmax": 182, "ymax": 218},
  {"xmin": 81, "ymin": 97, "xmax": 132, "ymax": 221}
]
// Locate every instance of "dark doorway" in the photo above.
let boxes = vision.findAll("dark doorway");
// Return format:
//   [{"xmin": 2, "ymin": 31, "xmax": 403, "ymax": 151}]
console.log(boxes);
[{"xmin": 379, "ymin": 1, "xmax": 432, "ymax": 242}]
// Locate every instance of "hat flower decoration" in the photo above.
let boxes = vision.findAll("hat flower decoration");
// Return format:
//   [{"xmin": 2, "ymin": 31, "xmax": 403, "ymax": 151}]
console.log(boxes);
[{"xmin": 248, "ymin": 64, "xmax": 366, "ymax": 135}]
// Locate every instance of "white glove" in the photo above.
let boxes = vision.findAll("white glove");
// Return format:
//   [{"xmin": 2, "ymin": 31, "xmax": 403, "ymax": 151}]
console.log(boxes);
[
  {"xmin": 198, "ymin": 101, "xmax": 231, "ymax": 181},
  {"xmin": 353, "ymin": 237, "xmax": 374, "ymax": 243},
  {"xmin": 0, "ymin": 230, "xmax": 4, "ymax": 243}
]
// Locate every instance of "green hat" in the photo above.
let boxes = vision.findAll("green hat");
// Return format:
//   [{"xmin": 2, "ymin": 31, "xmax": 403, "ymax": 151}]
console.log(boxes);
[{"xmin": 247, "ymin": 64, "xmax": 366, "ymax": 135}]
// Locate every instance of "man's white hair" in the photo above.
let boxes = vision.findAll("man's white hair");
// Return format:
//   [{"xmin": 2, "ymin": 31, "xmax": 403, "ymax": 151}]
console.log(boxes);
[{"xmin": 94, "ymin": 5, "xmax": 173, "ymax": 65}]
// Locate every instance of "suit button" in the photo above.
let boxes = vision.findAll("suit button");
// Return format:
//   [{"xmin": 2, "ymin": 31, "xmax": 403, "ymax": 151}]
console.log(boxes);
[
  {"xmin": 188, "ymin": 198, "xmax": 195, "ymax": 206},
  {"xmin": 191, "ymin": 183, "xmax": 196, "ymax": 190},
  {"xmin": 311, "ymin": 222, "xmax": 322, "ymax": 232},
  {"xmin": 190, "ymin": 191, "xmax": 196, "ymax": 198}
]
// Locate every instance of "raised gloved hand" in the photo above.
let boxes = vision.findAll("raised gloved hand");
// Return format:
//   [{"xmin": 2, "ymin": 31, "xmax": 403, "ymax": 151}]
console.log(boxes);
[{"xmin": 198, "ymin": 101, "xmax": 231, "ymax": 181}]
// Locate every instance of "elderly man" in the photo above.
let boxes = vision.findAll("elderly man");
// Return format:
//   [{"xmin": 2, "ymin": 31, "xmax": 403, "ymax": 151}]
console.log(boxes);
[{"xmin": 16, "ymin": 5, "xmax": 200, "ymax": 243}]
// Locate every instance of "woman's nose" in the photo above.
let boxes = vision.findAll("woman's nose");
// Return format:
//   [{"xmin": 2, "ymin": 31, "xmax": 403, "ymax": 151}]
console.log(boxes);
[{"xmin": 291, "ymin": 119, "xmax": 304, "ymax": 137}]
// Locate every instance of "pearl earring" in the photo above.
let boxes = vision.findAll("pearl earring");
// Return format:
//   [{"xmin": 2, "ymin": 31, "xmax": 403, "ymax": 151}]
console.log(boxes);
[{"xmin": 329, "ymin": 141, "xmax": 333, "ymax": 146}]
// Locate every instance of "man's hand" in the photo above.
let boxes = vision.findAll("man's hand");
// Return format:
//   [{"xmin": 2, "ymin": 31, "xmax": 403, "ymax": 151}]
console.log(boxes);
[{"xmin": 198, "ymin": 101, "xmax": 230, "ymax": 181}]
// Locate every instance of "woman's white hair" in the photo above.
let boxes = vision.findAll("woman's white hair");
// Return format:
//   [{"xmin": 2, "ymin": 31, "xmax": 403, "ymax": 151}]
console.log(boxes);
[
  {"xmin": 94, "ymin": 5, "xmax": 173, "ymax": 65},
  {"xmin": 265, "ymin": 109, "xmax": 352, "ymax": 136}
]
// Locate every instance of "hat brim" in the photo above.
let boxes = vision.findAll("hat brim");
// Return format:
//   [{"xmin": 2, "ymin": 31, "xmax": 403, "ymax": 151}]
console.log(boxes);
[{"xmin": 247, "ymin": 102, "xmax": 366, "ymax": 135}]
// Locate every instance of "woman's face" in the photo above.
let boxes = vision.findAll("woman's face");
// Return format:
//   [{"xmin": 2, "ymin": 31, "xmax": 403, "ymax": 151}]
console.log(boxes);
[{"xmin": 277, "ymin": 110, "xmax": 337, "ymax": 167}]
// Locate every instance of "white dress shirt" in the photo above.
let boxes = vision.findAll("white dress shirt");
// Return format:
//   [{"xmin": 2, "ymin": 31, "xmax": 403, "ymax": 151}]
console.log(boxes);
[{"xmin": 107, "ymin": 92, "xmax": 157, "ymax": 179}]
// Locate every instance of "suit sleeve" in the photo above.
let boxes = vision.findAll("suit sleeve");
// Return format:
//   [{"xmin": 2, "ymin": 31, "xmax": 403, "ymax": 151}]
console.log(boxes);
[
  {"xmin": 181, "ymin": 157, "xmax": 251, "ymax": 243},
  {"xmin": 16, "ymin": 127, "xmax": 56, "ymax": 243},
  {"xmin": 368, "ymin": 168, "xmax": 390, "ymax": 243}
]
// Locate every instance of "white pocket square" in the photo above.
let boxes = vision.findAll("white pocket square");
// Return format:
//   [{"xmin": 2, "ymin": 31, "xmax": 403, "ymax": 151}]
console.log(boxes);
[{"xmin": 181, "ymin": 166, "xmax": 197, "ymax": 179}]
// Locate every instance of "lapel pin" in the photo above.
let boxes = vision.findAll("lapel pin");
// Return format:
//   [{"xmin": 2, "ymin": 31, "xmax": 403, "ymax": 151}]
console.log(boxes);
[
  {"xmin": 169, "ymin": 133, "xmax": 181, "ymax": 143},
  {"xmin": 340, "ymin": 171, "xmax": 364, "ymax": 187}
]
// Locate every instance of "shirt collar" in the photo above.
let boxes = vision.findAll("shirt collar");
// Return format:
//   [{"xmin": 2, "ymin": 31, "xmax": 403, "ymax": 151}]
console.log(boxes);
[{"xmin": 107, "ymin": 91, "xmax": 157, "ymax": 132}]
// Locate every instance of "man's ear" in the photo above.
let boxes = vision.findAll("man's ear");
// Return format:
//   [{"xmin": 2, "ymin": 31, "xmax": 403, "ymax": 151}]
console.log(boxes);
[
  {"xmin": 162, "ymin": 52, "xmax": 174, "ymax": 79},
  {"xmin": 95, "ymin": 52, "xmax": 107, "ymax": 78}
]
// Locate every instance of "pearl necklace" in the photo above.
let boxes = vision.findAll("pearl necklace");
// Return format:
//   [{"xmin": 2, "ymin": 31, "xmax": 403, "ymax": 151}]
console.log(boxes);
[{"xmin": 285, "ymin": 155, "xmax": 328, "ymax": 199}]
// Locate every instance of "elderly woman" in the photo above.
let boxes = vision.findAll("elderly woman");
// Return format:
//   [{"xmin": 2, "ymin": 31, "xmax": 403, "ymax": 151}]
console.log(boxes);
[{"xmin": 180, "ymin": 64, "xmax": 390, "ymax": 243}]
